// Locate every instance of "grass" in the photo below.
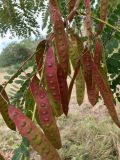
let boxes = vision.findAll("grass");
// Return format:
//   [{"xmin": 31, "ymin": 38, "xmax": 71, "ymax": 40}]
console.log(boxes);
[{"xmin": 58, "ymin": 112, "xmax": 120, "ymax": 160}]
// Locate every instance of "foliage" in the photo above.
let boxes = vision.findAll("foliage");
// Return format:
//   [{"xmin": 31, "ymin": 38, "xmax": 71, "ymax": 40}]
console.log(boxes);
[
  {"xmin": 0, "ymin": 39, "xmax": 39, "ymax": 67},
  {"xmin": 0, "ymin": 0, "xmax": 120, "ymax": 159},
  {"xmin": 0, "ymin": 0, "xmax": 47, "ymax": 37}
]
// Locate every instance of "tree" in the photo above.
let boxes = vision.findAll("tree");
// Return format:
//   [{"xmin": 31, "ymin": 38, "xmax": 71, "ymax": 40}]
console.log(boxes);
[
  {"xmin": 0, "ymin": 39, "xmax": 41, "ymax": 67},
  {"xmin": 0, "ymin": 0, "xmax": 120, "ymax": 159}
]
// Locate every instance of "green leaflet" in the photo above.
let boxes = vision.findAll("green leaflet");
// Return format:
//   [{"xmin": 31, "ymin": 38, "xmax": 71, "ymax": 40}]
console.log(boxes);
[
  {"xmin": 25, "ymin": 88, "xmax": 35, "ymax": 119},
  {"xmin": 76, "ymin": 68, "xmax": 85, "ymax": 106},
  {"xmin": 0, "ymin": 86, "xmax": 16, "ymax": 131},
  {"xmin": 12, "ymin": 137, "xmax": 30, "ymax": 160}
]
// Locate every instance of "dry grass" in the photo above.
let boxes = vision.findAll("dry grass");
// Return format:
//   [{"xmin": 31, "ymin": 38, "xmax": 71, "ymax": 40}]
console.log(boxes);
[{"xmin": 58, "ymin": 111, "xmax": 120, "ymax": 160}]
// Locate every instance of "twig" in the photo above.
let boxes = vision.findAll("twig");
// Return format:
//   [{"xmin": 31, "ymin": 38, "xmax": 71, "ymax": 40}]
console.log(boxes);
[
  {"xmin": 77, "ymin": 11, "xmax": 120, "ymax": 33},
  {"xmin": 32, "ymin": 104, "xmax": 37, "ymax": 122},
  {"xmin": 92, "ymin": 16, "xmax": 120, "ymax": 33}
]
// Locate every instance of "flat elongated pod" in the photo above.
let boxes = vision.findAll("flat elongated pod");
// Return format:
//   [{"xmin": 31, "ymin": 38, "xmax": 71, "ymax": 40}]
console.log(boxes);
[
  {"xmin": 49, "ymin": 2, "xmax": 69, "ymax": 76},
  {"xmin": 76, "ymin": 68, "xmax": 85, "ymax": 106},
  {"xmin": 67, "ymin": 0, "xmax": 80, "ymax": 22},
  {"xmin": 93, "ymin": 38, "xmax": 103, "ymax": 102},
  {"xmin": 94, "ymin": 38, "xmax": 103, "ymax": 68},
  {"xmin": 36, "ymin": 40, "xmax": 46, "ymax": 76},
  {"xmin": 84, "ymin": 0, "xmax": 93, "ymax": 38},
  {"xmin": 8, "ymin": 106, "xmax": 61, "ymax": 160},
  {"xmin": 82, "ymin": 48, "xmax": 93, "ymax": 89},
  {"xmin": 0, "ymin": 86, "xmax": 16, "ymax": 131},
  {"xmin": 93, "ymin": 64, "xmax": 120, "ymax": 128},
  {"xmin": 30, "ymin": 76, "xmax": 62, "ymax": 149},
  {"xmin": 100, "ymin": 66, "xmax": 115, "ymax": 104},
  {"xmin": 68, "ymin": 60, "xmax": 80, "ymax": 103},
  {"xmin": 69, "ymin": 30, "xmax": 83, "ymax": 68},
  {"xmin": 45, "ymin": 47, "xmax": 63, "ymax": 116},
  {"xmin": 57, "ymin": 64, "xmax": 69, "ymax": 116},
  {"xmin": 69, "ymin": 35, "xmax": 80, "ymax": 68},
  {"xmin": 67, "ymin": 0, "xmax": 77, "ymax": 13},
  {"xmin": 97, "ymin": 0, "xmax": 108, "ymax": 35},
  {"xmin": 82, "ymin": 49, "xmax": 98, "ymax": 106}
]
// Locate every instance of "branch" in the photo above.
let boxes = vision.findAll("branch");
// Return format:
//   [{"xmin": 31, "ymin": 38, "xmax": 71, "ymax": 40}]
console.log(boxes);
[
  {"xmin": 92, "ymin": 16, "xmax": 120, "ymax": 33},
  {"xmin": 77, "ymin": 11, "xmax": 120, "ymax": 33}
]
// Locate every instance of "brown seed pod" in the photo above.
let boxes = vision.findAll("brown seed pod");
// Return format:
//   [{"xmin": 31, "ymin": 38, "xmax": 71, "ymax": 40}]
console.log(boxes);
[
  {"xmin": 82, "ymin": 48, "xmax": 98, "ymax": 106},
  {"xmin": 0, "ymin": 85, "xmax": 16, "ymax": 131},
  {"xmin": 93, "ymin": 64, "xmax": 120, "ymax": 128},
  {"xmin": 93, "ymin": 38, "xmax": 103, "ymax": 103},
  {"xmin": 67, "ymin": 0, "xmax": 77, "ymax": 13},
  {"xmin": 84, "ymin": 0, "xmax": 93, "ymax": 38},
  {"xmin": 94, "ymin": 38, "xmax": 103, "ymax": 68},
  {"xmin": 97, "ymin": 0, "xmax": 108, "ymax": 35},
  {"xmin": 45, "ymin": 47, "xmax": 63, "ymax": 116},
  {"xmin": 36, "ymin": 40, "xmax": 46, "ymax": 77},
  {"xmin": 30, "ymin": 76, "xmax": 62, "ymax": 149},
  {"xmin": 8, "ymin": 106, "xmax": 61, "ymax": 160},
  {"xmin": 49, "ymin": 1, "xmax": 69, "ymax": 76},
  {"xmin": 57, "ymin": 64, "xmax": 69, "ymax": 116}
]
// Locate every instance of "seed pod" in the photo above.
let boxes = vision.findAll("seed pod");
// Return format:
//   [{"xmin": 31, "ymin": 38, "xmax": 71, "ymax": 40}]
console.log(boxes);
[
  {"xmin": 66, "ymin": 0, "xmax": 80, "ymax": 22},
  {"xmin": 36, "ymin": 40, "xmax": 46, "ymax": 77},
  {"xmin": 0, "ymin": 85, "xmax": 16, "ymax": 131},
  {"xmin": 100, "ymin": 65, "xmax": 115, "ymax": 104},
  {"xmin": 49, "ymin": 1, "xmax": 69, "ymax": 76},
  {"xmin": 82, "ymin": 48, "xmax": 98, "ymax": 106},
  {"xmin": 68, "ymin": 60, "xmax": 80, "ymax": 103},
  {"xmin": 94, "ymin": 38, "xmax": 103, "ymax": 68},
  {"xmin": 69, "ymin": 30, "xmax": 83, "ymax": 68},
  {"xmin": 30, "ymin": 76, "xmax": 62, "ymax": 149},
  {"xmin": 93, "ymin": 64, "xmax": 120, "ymax": 128},
  {"xmin": 84, "ymin": 0, "xmax": 93, "ymax": 38},
  {"xmin": 67, "ymin": 0, "xmax": 77, "ymax": 13},
  {"xmin": 76, "ymin": 68, "xmax": 85, "ymax": 106},
  {"xmin": 8, "ymin": 106, "xmax": 61, "ymax": 160},
  {"xmin": 47, "ymin": 90, "xmax": 63, "ymax": 117},
  {"xmin": 92, "ymin": 38, "xmax": 103, "ymax": 103},
  {"xmin": 45, "ymin": 46, "xmax": 63, "ymax": 116},
  {"xmin": 69, "ymin": 35, "xmax": 80, "ymax": 68},
  {"xmin": 57, "ymin": 64, "xmax": 69, "ymax": 116},
  {"xmin": 97, "ymin": 0, "xmax": 108, "ymax": 35}
]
